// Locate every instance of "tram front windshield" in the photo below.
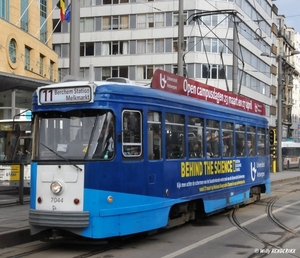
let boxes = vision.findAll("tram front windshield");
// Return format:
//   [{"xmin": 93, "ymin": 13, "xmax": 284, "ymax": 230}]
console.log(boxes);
[{"xmin": 35, "ymin": 110, "xmax": 115, "ymax": 160}]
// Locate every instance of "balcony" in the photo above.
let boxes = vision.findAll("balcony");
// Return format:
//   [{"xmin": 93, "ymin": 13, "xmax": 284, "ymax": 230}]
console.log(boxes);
[{"xmin": 278, "ymin": 29, "xmax": 295, "ymax": 49}]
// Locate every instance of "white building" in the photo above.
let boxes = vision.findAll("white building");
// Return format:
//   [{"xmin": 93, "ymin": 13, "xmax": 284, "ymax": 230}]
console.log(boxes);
[
  {"xmin": 52, "ymin": 0, "xmax": 276, "ymax": 125},
  {"xmin": 291, "ymin": 33, "xmax": 300, "ymax": 141}
]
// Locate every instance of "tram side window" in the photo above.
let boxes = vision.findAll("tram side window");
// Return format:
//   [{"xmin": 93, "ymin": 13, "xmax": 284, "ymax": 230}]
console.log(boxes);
[
  {"xmin": 188, "ymin": 116, "xmax": 203, "ymax": 158},
  {"xmin": 148, "ymin": 111, "xmax": 162, "ymax": 160},
  {"xmin": 206, "ymin": 119, "xmax": 220, "ymax": 158},
  {"xmin": 222, "ymin": 122, "xmax": 234, "ymax": 157},
  {"xmin": 247, "ymin": 126, "xmax": 256, "ymax": 156},
  {"xmin": 236, "ymin": 124, "xmax": 246, "ymax": 156},
  {"xmin": 257, "ymin": 127, "xmax": 266, "ymax": 156},
  {"xmin": 122, "ymin": 110, "xmax": 142, "ymax": 157},
  {"xmin": 166, "ymin": 113, "xmax": 185, "ymax": 159}
]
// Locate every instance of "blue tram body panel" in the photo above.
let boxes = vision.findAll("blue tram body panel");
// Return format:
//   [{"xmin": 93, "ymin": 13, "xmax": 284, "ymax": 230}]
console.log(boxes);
[
  {"xmin": 30, "ymin": 162, "xmax": 37, "ymax": 209},
  {"xmin": 82, "ymin": 189, "xmax": 171, "ymax": 238},
  {"xmin": 29, "ymin": 78, "xmax": 271, "ymax": 239}
]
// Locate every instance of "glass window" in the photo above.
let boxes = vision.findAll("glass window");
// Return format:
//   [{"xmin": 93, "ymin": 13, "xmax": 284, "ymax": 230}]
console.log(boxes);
[
  {"xmin": 211, "ymin": 65, "xmax": 217, "ymax": 79},
  {"xmin": 101, "ymin": 42, "xmax": 110, "ymax": 55},
  {"xmin": 120, "ymin": 41, "xmax": 129, "ymax": 54},
  {"xmin": 173, "ymin": 39, "xmax": 178, "ymax": 52},
  {"xmin": 166, "ymin": 113, "xmax": 185, "ymax": 159},
  {"xmin": 147, "ymin": 39, "xmax": 154, "ymax": 53},
  {"xmin": 212, "ymin": 38, "xmax": 218, "ymax": 53},
  {"xmin": 137, "ymin": 14, "xmax": 146, "ymax": 28},
  {"xmin": 136, "ymin": 66, "xmax": 146, "ymax": 80},
  {"xmin": 148, "ymin": 111, "xmax": 161, "ymax": 160},
  {"xmin": 218, "ymin": 65, "xmax": 226, "ymax": 79},
  {"xmin": 155, "ymin": 39, "xmax": 164, "ymax": 53},
  {"xmin": 155, "ymin": 13, "xmax": 164, "ymax": 27},
  {"xmin": 24, "ymin": 46, "xmax": 31, "ymax": 70},
  {"xmin": 236, "ymin": 124, "xmax": 246, "ymax": 157},
  {"xmin": 102, "ymin": 67, "xmax": 111, "ymax": 80},
  {"xmin": 112, "ymin": 16, "xmax": 119, "ymax": 30},
  {"xmin": 247, "ymin": 126, "xmax": 256, "ymax": 156},
  {"xmin": 137, "ymin": 40, "xmax": 146, "ymax": 54},
  {"xmin": 39, "ymin": 55, "xmax": 44, "ymax": 75},
  {"xmin": 202, "ymin": 64, "xmax": 210, "ymax": 79},
  {"xmin": 188, "ymin": 116, "xmax": 203, "ymax": 158},
  {"xmin": 122, "ymin": 110, "xmax": 142, "ymax": 157},
  {"xmin": 206, "ymin": 119, "xmax": 220, "ymax": 158},
  {"xmin": 203, "ymin": 38, "xmax": 211, "ymax": 52},
  {"xmin": 85, "ymin": 17, "xmax": 94, "ymax": 32},
  {"xmin": 35, "ymin": 111, "xmax": 115, "ymax": 160},
  {"xmin": 119, "ymin": 66, "xmax": 128, "ymax": 77},
  {"xmin": 9, "ymin": 39, "xmax": 17, "ymax": 63},
  {"xmin": 222, "ymin": 122, "xmax": 234, "ymax": 157},
  {"xmin": 147, "ymin": 66, "xmax": 154, "ymax": 79},
  {"xmin": 102, "ymin": 17, "xmax": 111, "ymax": 30},
  {"xmin": 148, "ymin": 14, "xmax": 154, "ymax": 27},
  {"xmin": 120, "ymin": 15, "xmax": 129, "ymax": 29},
  {"xmin": 50, "ymin": 61, "xmax": 54, "ymax": 81},
  {"xmin": 257, "ymin": 127, "xmax": 265, "ymax": 156},
  {"xmin": 173, "ymin": 11, "xmax": 187, "ymax": 26},
  {"xmin": 86, "ymin": 42, "xmax": 94, "ymax": 56}
]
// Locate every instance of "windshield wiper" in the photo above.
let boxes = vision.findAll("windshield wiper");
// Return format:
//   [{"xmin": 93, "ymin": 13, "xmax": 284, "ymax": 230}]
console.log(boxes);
[
  {"xmin": 40, "ymin": 143, "xmax": 82, "ymax": 171},
  {"xmin": 84, "ymin": 115, "xmax": 100, "ymax": 160}
]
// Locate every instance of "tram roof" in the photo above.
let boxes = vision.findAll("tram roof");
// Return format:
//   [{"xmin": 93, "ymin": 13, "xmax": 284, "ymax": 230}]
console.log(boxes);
[
  {"xmin": 97, "ymin": 83, "xmax": 268, "ymax": 122},
  {"xmin": 34, "ymin": 80, "xmax": 268, "ymax": 124}
]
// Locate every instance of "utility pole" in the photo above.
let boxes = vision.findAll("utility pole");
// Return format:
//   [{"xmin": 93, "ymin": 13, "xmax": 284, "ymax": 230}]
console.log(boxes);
[
  {"xmin": 277, "ymin": 55, "xmax": 283, "ymax": 172},
  {"xmin": 261, "ymin": 50, "xmax": 300, "ymax": 172},
  {"xmin": 232, "ymin": 20, "xmax": 238, "ymax": 94},
  {"xmin": 177, "ymin": 0, "xmax": 184, "ymax": 76},
  {"xmin": 69, "ymin": 0, "xmax": 80, "ymax": 76}
]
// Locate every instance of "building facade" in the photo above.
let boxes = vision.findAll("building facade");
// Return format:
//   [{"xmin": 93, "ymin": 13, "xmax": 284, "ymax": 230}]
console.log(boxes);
[
  {"xmin": 0, "ymin": 0, "xmax": 58, "ymax": 119},
  {"xmin": 291, "ymin": 33, "xmax": 300, "ymax": 141},
  {"xmin": 52, "ymin": 0, "xmax": 275, "ymax": 124},
  {"xmin": 275, "ymin": 15, "xmax": 298, "ymax": 141}
]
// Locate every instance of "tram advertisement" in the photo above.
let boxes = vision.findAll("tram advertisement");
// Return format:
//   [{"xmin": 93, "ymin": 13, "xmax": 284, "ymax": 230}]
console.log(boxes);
[
  {"xmin": 151, "ymin": 69, "xmax": 265, "ymax": 115},
  {"xmin": 177, "ymin": 158, "xmax": 267, "ymax": 193}
]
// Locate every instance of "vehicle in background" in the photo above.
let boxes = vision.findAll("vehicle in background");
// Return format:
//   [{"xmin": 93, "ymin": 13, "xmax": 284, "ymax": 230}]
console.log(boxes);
[
  {"xmin": 282, "ymin": 141, "xmax": 300, "ymax": 170},
  {"xmin": 0, "ymin": 113, "xmax": 32, "ymax": 188}
]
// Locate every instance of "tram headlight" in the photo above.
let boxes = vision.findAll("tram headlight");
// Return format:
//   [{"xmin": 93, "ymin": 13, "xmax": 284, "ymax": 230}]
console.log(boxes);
[{"xmin": 50, "ymin": 180, "xmax": 63, "ymax": 194}]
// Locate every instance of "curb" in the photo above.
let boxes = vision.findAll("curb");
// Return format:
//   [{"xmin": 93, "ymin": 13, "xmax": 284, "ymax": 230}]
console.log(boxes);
[{"xmin": 271, "ymin": 176, "xmax": 300, "ymax": 186}]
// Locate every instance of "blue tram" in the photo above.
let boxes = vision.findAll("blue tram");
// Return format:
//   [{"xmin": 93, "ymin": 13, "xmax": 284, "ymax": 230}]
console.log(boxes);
[{"xmin": 29, "ymin": 70, "xmax": 270, "ymax": 239}]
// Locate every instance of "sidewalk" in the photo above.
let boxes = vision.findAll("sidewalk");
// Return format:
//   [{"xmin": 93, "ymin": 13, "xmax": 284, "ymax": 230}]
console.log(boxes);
[
  {"xmin": 0, "ymin": 170, "xmax": 299, "ymax": 248},
  {"xmin": 270, "ymin": 170, "xmax": 300, "ymax": 185}
]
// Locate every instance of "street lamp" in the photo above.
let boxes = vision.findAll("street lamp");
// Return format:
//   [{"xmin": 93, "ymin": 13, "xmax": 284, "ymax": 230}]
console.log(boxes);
[{"xmin": 261, "ymin": 50, "xmax": 300, "ymax": 172}]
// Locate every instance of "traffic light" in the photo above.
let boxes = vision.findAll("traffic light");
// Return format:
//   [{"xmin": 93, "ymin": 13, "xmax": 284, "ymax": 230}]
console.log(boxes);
[
  {"xmin": 270, "ymin": 145, "xmax": 276, "ymax": 158},
  {"xmin": 269, "ymin": 129, "xmax": 276, "ymax": 145}
]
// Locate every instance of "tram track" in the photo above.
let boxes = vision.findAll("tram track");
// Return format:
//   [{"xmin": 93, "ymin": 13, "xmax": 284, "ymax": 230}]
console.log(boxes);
[
  {"xmin": 3, "ymin": 233, "xmax": 149, "ymax": 258},
  {"xmin": 266, "ymin": 191, "xmax": 300, "ymax": 238},
  {"xmin": 4, "ymin": 241, "xmax": 119, "ymax": 258},
  {"xmin": 229, "ymin": 189, "xmax": 300, "ymax": 258}
]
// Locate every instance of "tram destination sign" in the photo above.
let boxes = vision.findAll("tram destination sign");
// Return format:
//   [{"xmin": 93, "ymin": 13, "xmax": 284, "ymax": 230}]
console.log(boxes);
[
  {"xmin": 39, "ymin": 86, "xmax": 92, "ymax": 104},
  {"xmin": 151, "ymin": 69, "xmax": 265, "ymax": 116}
]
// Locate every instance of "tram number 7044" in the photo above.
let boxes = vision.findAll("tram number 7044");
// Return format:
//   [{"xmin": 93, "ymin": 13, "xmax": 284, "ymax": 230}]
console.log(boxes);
[{"xmin": 51, "ymin": 197, "xmax": 64, "ymax": 203}]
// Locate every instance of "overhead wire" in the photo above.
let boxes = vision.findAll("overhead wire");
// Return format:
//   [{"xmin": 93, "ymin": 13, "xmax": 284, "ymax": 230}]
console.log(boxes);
[{"xmin": 183, "ymin": 0, "xmax": 272, "ymax": 94}]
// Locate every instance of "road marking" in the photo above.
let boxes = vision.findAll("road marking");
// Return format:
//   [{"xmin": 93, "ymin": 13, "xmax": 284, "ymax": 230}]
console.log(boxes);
[{"xmin": 161, "ymin": 200, "xmax": 300, "ymax": 258}]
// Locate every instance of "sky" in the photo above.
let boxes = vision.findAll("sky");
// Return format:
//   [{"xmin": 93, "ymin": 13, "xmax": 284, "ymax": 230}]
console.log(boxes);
[{"xmin": 275, "ymin": 0, "xmax": 300, "ymax": 33}]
